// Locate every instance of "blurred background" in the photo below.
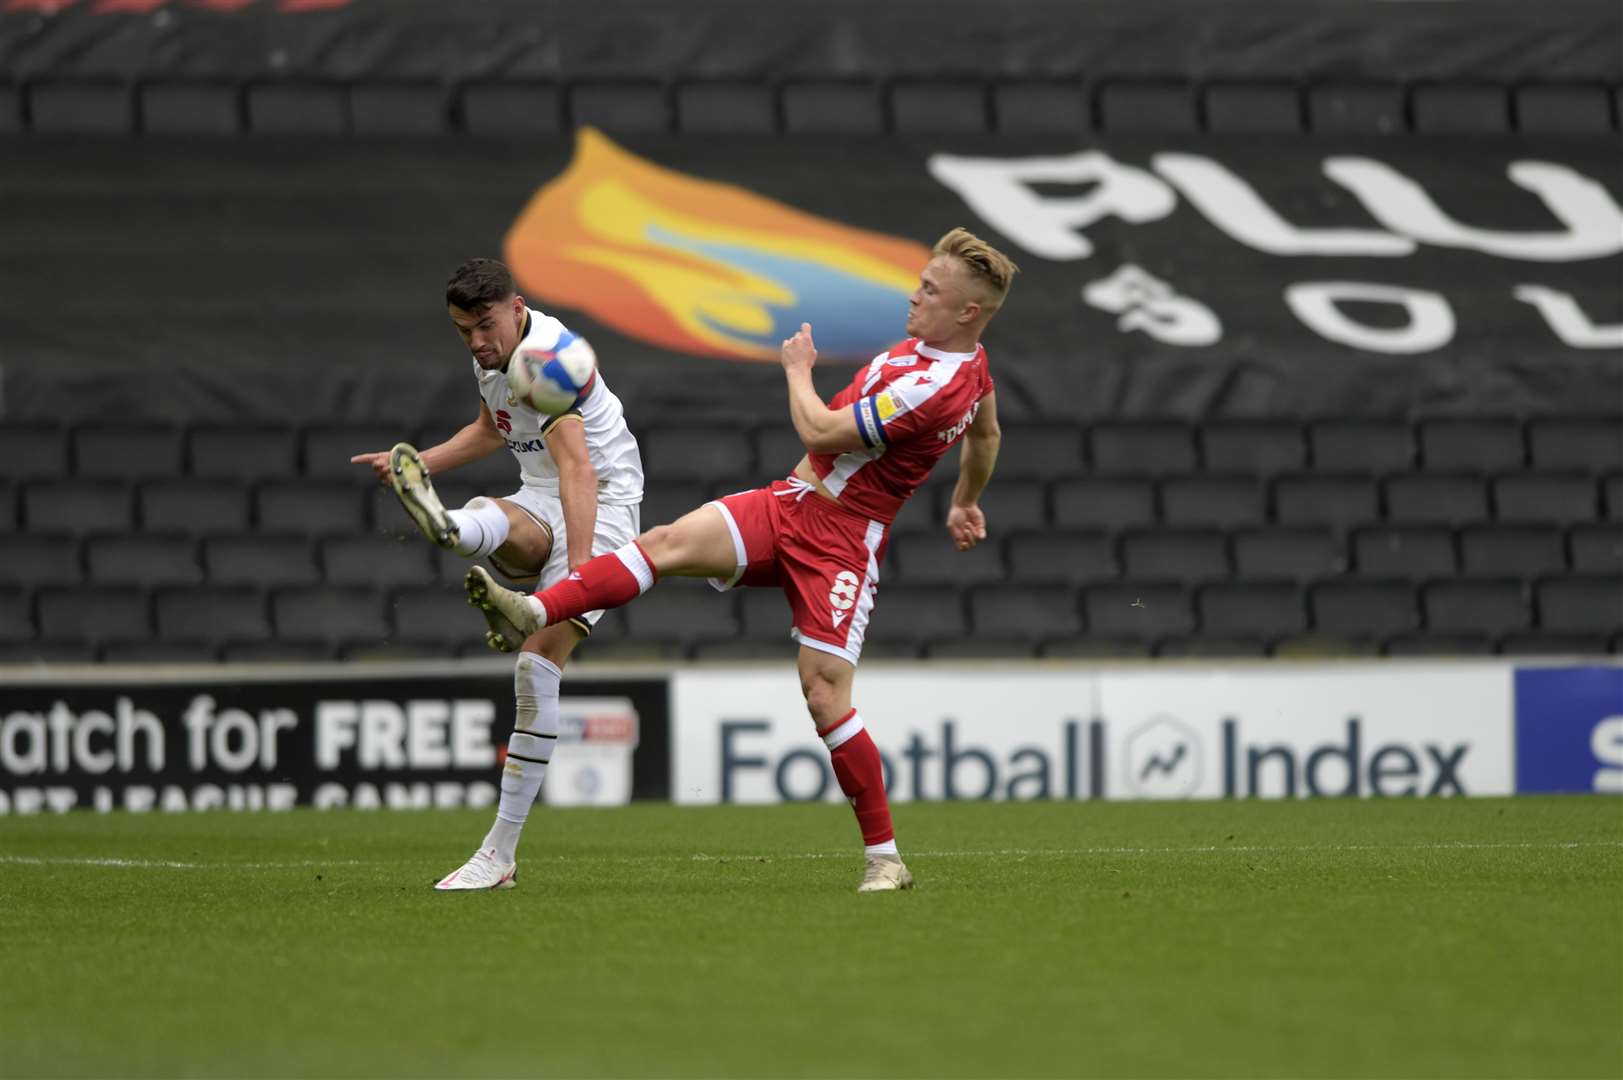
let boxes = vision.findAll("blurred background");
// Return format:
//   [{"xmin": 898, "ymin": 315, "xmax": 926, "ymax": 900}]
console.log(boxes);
[{"xmin": 1, "ymin": 0, "xmax": 1619, "ymax": 666}]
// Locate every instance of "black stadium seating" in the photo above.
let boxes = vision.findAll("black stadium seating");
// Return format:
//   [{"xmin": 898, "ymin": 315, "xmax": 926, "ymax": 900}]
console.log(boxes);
[{"xmin": 0, "ymin": 415, "xmax": 1619, "ymax": 662}]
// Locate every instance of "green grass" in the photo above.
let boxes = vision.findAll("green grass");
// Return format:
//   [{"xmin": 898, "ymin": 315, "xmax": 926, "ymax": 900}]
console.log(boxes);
[{"xmin": 1, "ymin": 797, "xmax": 1619, "ymax": 1079}]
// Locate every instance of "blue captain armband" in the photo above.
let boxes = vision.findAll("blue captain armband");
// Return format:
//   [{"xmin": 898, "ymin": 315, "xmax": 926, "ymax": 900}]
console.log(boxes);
[{"xmin": 853, "ymin": 394, "xmax": 892, "ymax": 448}]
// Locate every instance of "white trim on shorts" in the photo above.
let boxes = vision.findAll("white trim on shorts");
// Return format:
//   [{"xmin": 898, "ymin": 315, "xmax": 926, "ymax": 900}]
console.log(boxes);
[{"xmin": 705, "ymin": 499, "xmax": 749, "ymax": 592}]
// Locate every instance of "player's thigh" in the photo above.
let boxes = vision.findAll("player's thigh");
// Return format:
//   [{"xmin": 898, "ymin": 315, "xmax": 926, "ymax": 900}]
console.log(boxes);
[
  {"xmin": 489, "ymin": 495, "xmax": 554, "ymax": 567},
  {"xmin": 639, "ymin": 502, "xmax": 742, "ymax": 579}
]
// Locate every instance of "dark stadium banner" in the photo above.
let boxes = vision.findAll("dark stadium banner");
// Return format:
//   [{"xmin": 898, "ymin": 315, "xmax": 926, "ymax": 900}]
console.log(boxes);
[
  {"xmin": 2, "ymin": 0, "xmax": 1617, "ymax": 83},
  {"xmin": 0, "ymin": 670, "xmax": 669, "ymax": 814},
  {"xmin": 1, "ymin": 132, "xmax": 1618, "ymax": 425}
]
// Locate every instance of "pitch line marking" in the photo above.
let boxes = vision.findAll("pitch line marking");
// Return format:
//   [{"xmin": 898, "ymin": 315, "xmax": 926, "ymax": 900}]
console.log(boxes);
[{"xmin": 0, "ymin": 856, "xmax": 367, "ymax": 870}]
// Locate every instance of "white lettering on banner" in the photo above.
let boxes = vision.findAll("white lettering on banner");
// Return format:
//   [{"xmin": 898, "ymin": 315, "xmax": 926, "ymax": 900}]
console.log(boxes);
[
  {"xmin": 314, "ymin": 700, "xmax": 497, "ymax": 770},
  {"xmin": 926, "ymin": 151, "xmax": 1176, "ymax": 259},
  {"xmin": 182, "ymin": 696, "xmax": 297, "ymax": 773},
  {"xmin": 1593, "ymin": 716, "xmax": 1623, "ymax": 794},
  {"xmin": 1512, "ymin": 286, "xmax": 1623, "ymax": 349},
  {"xmin": 1285, "ymin": 282, "xmax": 1456, "ymax": 354},
  {"xmin": 310, "ymin": 781, "xmax": 498, "ymax": 811},
  {"xmin": 1152, "ymin": 154, "xmax": 1414, "ymax": 257},
  {"xmin": 1082, "ymin": 264, "xmax": 1223, "ymax": 346},
  {"xmin": 0, "ymin": 699, "xmax": 165, "ymax": 776},
  {"xmin": 1324, "ymin": 158, "xmax": 1623, "ymax": 262}
]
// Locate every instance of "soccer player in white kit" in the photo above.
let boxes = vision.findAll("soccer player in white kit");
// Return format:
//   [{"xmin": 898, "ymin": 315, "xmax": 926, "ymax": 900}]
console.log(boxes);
[{"xmin": 351, "ymin": 258, "xmax": 643, "ymax": 890}]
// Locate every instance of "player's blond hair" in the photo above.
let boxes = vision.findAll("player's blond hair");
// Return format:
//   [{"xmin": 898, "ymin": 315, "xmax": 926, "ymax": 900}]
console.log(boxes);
[{"xmin": 932, "ymin": 227, "xmax": 1019, "ymax": 314}]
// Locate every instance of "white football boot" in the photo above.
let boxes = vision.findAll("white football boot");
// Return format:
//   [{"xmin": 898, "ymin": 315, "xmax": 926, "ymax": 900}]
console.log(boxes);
[
  {"xmin": 465, "ymin": 565, "xmax": 546, "ymax": 653},
  {"xmin": 857, "ymin": 854, "xmax": 915, "ymax": 893},
  {"xmin": 388, "ymin": 442, "xmax": 459, "ymax": 549},
  {"xmin": 434, "ymin": 847, "xmax": 517, "ymax": 891}
]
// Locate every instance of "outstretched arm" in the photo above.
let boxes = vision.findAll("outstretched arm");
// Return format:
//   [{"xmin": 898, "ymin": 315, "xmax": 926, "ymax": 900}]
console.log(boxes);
[
  {"xmin": 780, "ymin": 323, "xmax": 868, "ymax": 455},
  {"xmin": 947, "ymin": 391, "xmax": 1000, "ymax": 551},
  {"xmin": 351, "ymin": 402, "xmax": 507, "ymax": 483}
]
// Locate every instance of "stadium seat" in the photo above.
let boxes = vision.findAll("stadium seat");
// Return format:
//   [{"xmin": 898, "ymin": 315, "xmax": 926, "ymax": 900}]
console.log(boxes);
[
  {"xmin": 1383, "ymin": 474, "xmax": 1489, "ymax": 525},
  {"xmin": 639, "ymin": 425, "xmax": 755, "ymax": 483},
  {"xmin": 1459, "ymin": 525, "xmax": 1566, "ymax": 578},
  {"xmin": 1040, "ymin": 637, "xmax": 1151, "ymax": 659},
  {"xmin": 937, "ymin": 480, "xmax": 1046, "ymax": 531},
  {"xmin": 0, "ymin": 534, "xmax": 82, "ymax": 588},
  {"xmin": 686, "ymin": 638, "xmax": 788, "ymax": 660},
  {"xmin": 1411, "ymin": 84, "xmax": 1509, "ymax": 133},
  {"xmin": 753, "ymin": 426, "xmax": 808, "ymax": 477},
  {"xmin": 890, "ymin": 532, "xmax": 1005, "ymax": 585},
  {"xmin": 1119, "ymin": 528, "xmax": 1229, "ymax": 582},
  {"xmin": 0, "ymin": 423, "xmax": 70, "ymax": 479},
  {"xmin": 1309, "ymin": 580, "xmax": 1418, "ymax": 638},
  {"xmin": 890, "ymin": 81, "xmax": 990, "ymax": 133},
  {"xmin": 341, "ymin": 641, "xmax": 448, "ymax": 662},
  {"xmin": 1422, "ymin": 579, "xmax": 1529, "ymax": 636},
  {"xmin": 349, "ymin": 83, "xmax": 449, "ymax": 135},
  {"xmin": 738, "ymin": 589, "xmax": 794, "ymax": 639},
  {"xmin": 85, "ymin": 534, "xmax": 203, "ymax": 587},
  {"xmin": 1196, "ymin": 581, "xmax": 1307, "ymax": 640},
  {"xmin": 1273, "ymin": 634, "xmax": 1382, "ymax": 658},
  {"xmin": 967, "ymin": 584, "xmax": 1082, "ymax": 642},
  {"xmin": 1158, "ymin": 475, "xmax": 1268, "ymax": 528},
  {"xmin": 37, "ymin": 586, "xmax": 150, "ymax": 646},
  {"xmin": 246, "ymin": 84, "xmax": 347, "ymax": 134},
  {"xmin": 1528, "ymin": 418, "xmax": 1623, "ymax": 472},
  {"xmin": 1308, "ymin": 419, "xmax": 1413, "ymax": 473},
  {"xmin": 1306, "ymin": 84, "xmax": 1405, "ymax": 134},
  {"xmin": 1083, "ymin": 582, "xmax": 1195, "ymax": 642},
  {"xmin": 257, "ymin": 481, "xmax": 368, "ymax": 536},
  {"xmin": 1005, "ymin": 530, "xmax": 1118, "ymax": 585},
  {"xmin": 639, "ymin": 481, "xmax": 710, "ymax": 532},
  {"xmin": 781, "ymin": 81, "xmax": 885, "ymax": 134},
  {"xmin": 568, "ymin": 81, "xmax": 670, "ymax": 133},
  {"xmin": 321, "ymin": 536, "xmax": 436, "ymax": 588},
  {"xmin": 1157, "ymin": 636, "xmax": 1269, "ymax": 658},
  {"xmin": 139, "ymin": 480, "xmax": 252, "ymax": 535},
  {"xmin": 924, "ymin": 637, "xmax": 1038, "ymax": 659},
  {"xmin": 1500, "ymin": 631, "xmax": 1609, "ymax": 656},
  {"xmin": 1384, "ymin": 634, "xmax": 1496, "ymax": 657},
  {"xmin": 302, "ymin": 424, "xmax": 404, "ymax": 478},
  {"xmin": 221, "ymin": 640, "xmax": 334, "ymax": 663},
  {"xmin": 139, "ymin": 82, "xmax": 241, "ymax": 135},
  {"xmin": 1569, "ymin": 524, "xmax": 1623, "ymax": 574},
  {"xmin": 1230, "ymin": 527, "xmax": 1344, "ymax": 582},
  {"xmin": 1097, "ymin": 82, "xmax": 1198, "ymax": 133},
  {"xmin": 203, "ymin": 535, "xmax": 321, "ymax": 588},
  {"xmin": 154, "ymin": 586, "xmax": 272, "ymax": 644},
  {"xmin": 1605, "ymin": 475, "xmax": 1623, "ymax": 520},
  {"xmin": 188, "ymin": 426, "xmax": 300, "ymax": 480},
  {"xmin": 0, "ymin": 84, "xmax": 20, "ymax": 134},
  {"xmin": 23, "ymin": 481, "xmax": 135, "ymax": 535},
  {"xmin": 1492, "ymin": 472, "xmax": 1597, "ymax": 524},
  {"xmin": 459, "ymin": 83, "xmax": 564, "ymax": 135},
  {"xmin": 271, "ymin": 586, "xmax": 391, "ymax": 647},
  {"xmin": 864, "ymin": 586, "xmax": 967, "ymax": 650},
  {"xmin": 1515, "ymin": 85, "xmax": 1616, "ymax": 134},
  {"xmin": 0, "ymin": 586, "xmax": 34, "ymax": 643},
  {"xmin": 1535, "ymin": 576, "xmax": 1623, "ymax": 634},
  {"xmin": 101, "ymin": 640, "xmax": 217, "ymax": 664},
  {"xmin": 1051, "ymin": 477, "xmax": 1156, "ymax": 530},
  {"xmin": 28, "ymin": 80, "xmax": 132, "ymax": 134},
  {"xmin": 72, "ymin": 425, "xmax": 184, "ymax": 479},
  {"xmin": 0, "ymin": 483, "xmax": 14, "ymax": 533},
  {"xmin": 622, "ymin": 584, "xmax": 738, "ymax": 643},
  {"xmin": 1272, "ymin": 474, "xmax": 1379, "ymax": 530},
  {"xmin": 990, "ymin": 81, "xmax": 1090, "ymax": 133},
  {"xmin": 1199, "ymin": 421, "xmax": 1306, "ymax": 475},
  {"xmin": 1202, "ymin": 83, "xmax": 1303, "ymax": 134},
  {"xmin": 1417, "ymin": 418, "xmax": 1525, "ymax": 473},
  {"xmin": 991, "ymin": 424, "xmax": 1085, "ymax": 480},
  {"xmin": 675, "ymin": 82, "xmax": 776, "ymax": 134},
  {"xmin": 1088, "ymin": 421, "xmax": 1197, "ymax": 475}
]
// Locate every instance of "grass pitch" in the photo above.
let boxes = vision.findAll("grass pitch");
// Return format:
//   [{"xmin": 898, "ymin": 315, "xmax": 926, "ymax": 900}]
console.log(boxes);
[{"xmin": 1, "ymin": 797, "xmax": 1619, "ymax": 1079}]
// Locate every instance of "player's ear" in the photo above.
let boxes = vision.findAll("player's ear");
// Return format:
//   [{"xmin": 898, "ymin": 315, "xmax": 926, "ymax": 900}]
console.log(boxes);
[{"xmin": 958, "ymin": 299, "xmax": 982, "ymax": 326}]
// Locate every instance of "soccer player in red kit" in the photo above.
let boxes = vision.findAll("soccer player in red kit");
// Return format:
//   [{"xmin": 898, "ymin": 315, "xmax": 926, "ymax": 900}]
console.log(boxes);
[{"xmin": 466, "ymin": 227, "xmax": 1017, "ymax": 892}]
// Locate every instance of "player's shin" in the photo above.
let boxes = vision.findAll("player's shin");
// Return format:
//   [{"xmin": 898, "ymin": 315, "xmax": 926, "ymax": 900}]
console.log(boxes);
[
  {"xmin": 481, "ymin": 651, "xmax": 560, "ymax": 864},
  {"xmin": 820, "ymin": 710, "xmax": 897, "ymax": 853},
  {"xmin": 531, "ymin": 540, "xmax": 657, "ymax": 624}
]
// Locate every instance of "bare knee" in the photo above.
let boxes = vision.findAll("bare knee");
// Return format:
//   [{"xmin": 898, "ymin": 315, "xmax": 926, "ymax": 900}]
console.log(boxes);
[{"xmin": 800, "ymin": 670, "xmax": 850, "ymax": 730}]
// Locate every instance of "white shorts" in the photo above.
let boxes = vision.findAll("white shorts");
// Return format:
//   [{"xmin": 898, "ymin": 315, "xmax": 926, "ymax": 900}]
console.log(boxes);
[{"xmin": 494, "ymin": 485, "xmax": 641, "ymax": 635}]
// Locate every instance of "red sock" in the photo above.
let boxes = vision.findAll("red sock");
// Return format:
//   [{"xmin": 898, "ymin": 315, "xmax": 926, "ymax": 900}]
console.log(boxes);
[
  {"xmin": 532, "ymin": 541, "xmax": 657, "ymax": 625},
  {"xmin": 820, "ymin": 709, "xmax": 894, "ymax": 846}
]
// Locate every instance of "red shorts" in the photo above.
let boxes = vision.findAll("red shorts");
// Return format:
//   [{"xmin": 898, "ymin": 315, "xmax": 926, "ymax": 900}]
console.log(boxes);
[{"xmin": 707, "ymin": 479, "xmax": 890, "ymax": 664}]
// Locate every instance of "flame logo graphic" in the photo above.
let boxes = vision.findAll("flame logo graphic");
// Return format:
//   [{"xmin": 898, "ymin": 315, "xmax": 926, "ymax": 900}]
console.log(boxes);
[{"xmin": 504, "ymin": 129, "xmax": 931, "ymax": 362}]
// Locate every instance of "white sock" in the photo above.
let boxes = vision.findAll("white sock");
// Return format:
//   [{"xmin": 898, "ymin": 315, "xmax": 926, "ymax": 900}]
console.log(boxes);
[
  {"xmin": 447, "ymin": 496, "xmax": 511, "ymax": 559},
  {"xmin": 481, "ymin": 651, "xmax": 560, "ymax": 864},
  {"xmin": 865, "ymin": 840, "xmax": 899, "ymax": 857}
]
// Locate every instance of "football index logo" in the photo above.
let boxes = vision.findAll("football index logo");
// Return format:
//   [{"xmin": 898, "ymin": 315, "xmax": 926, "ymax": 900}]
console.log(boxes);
[
  {"xmin": 1124, "ymin": 714, "xmax": 1202, "ymax": 798},
  {"xmin": 503, "ymin": 128, "xmax": 930, "ymax": 363},
  {"xmin": 1514, "ymin": 666, "xmax": 1623, "ymax": 794}
]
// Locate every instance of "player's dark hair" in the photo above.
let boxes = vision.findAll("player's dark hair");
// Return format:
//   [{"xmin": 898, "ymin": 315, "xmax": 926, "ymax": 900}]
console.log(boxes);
[{"xmin": 446, "ymin": 258, "xmax": 516, "ymax": 311}]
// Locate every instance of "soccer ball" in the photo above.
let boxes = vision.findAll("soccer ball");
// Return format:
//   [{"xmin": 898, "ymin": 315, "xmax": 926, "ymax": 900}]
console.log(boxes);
[{"xmin": 508, "ymin": 337, "xmax": 597, "ymax": 415}]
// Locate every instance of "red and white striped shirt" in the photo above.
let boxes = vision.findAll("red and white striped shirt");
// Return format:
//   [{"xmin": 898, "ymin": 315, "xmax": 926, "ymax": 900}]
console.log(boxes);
[{"xmin": 806, "ymin": 338, "xmax": 995, "ymax": 524}]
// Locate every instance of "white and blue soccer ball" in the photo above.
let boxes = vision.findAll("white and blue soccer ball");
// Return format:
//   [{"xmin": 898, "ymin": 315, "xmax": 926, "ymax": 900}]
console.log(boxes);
[{"xmin": 508, "ymin": 337, "xmax": 597, "ymax": 415}]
